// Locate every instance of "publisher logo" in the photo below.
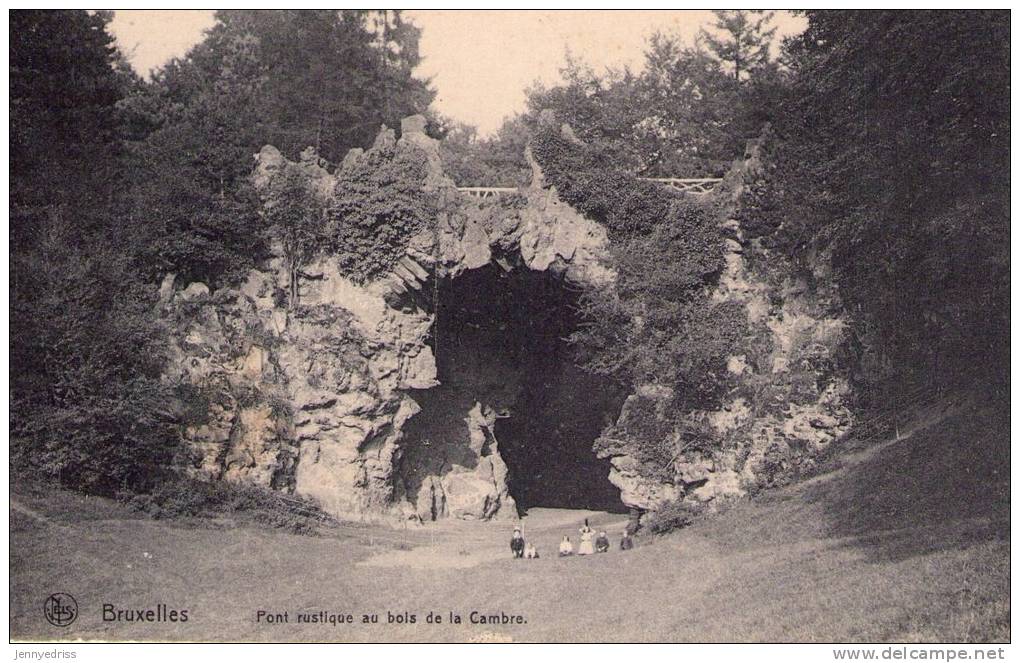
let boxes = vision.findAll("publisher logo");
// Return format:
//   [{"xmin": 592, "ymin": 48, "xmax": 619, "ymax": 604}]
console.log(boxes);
[{"xmin": 44, "ymin": 593, "xmax": 78, "ymax": 627}]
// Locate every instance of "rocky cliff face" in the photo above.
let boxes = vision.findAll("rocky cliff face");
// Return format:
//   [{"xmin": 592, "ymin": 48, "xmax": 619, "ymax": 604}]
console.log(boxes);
[
  {"xmin": 162, "ymin": 116, "xmax": 615, "ymax": 525},
  {"xmin": 599, "ymin": 140, "xmax": 854, "ymax": 513},
  {"xmin": 162, "ymin": 116, "xmax": 852, "ymax": 525}
]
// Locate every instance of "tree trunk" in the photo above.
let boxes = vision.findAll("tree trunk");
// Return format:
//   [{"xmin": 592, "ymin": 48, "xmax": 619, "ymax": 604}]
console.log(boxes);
[{"xmin": 289, "ymin": 260, "xmax": 299, "ymax": 309}]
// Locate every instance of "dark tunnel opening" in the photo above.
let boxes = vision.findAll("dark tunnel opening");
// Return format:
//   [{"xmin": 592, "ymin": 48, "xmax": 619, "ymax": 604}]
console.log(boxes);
[{"xmin": 407, "ymin": 262, "xmax": 629, "ymax": 515}]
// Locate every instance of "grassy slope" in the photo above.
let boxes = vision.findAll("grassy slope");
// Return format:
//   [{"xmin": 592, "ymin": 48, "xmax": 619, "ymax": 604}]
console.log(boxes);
[{"xmin": 10, "ymin": 400, "xmax": 1008, "ymax": 643}]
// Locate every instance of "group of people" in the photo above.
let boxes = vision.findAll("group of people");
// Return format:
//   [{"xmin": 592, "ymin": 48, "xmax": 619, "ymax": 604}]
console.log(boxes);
[{"xmin": 509, "ymin": 519, "xmax": 634, "ymax": 560}]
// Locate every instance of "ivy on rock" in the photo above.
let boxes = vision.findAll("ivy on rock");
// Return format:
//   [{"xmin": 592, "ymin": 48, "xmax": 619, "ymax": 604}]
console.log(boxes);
[{"xmin": 328, "ymin": 134, "xmax": 439, "ymax": 283}]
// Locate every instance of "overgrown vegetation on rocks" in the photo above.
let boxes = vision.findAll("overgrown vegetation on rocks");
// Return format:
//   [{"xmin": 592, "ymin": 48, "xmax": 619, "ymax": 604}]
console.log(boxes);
[
  {"xmin": 10, "ymin": 10, "xmax": 436, "ymax": 498},
  {"xmin": 328, "ymin": 135, "xmax": 439, "ymax": 283},
  {"xmin": 9, "ymin": 10, "xmax": 1009, "ymax": 532},
  {"xmin": 531, "ymin": 124, "xmax": 729, "ymax": 379},
  {"xmin": 530, "ymin": 123, "xmax": 739, "ymax": 480},
  {"xmin": 736, "ymin": 12, "xmax": 1008, "ymax": 402},
  {"xmin": 644, "ymin": 498, "xmax": 710, "ymax": 535},
  {"xmin": 264, "ymin": 163, "xmax": 328, "ymax": 305}
]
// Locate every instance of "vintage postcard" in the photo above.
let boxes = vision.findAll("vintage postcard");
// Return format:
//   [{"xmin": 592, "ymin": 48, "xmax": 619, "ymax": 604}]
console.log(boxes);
[{"xmin": 8, "ymin": 8, "xmax": 1010, "ymax": 652}]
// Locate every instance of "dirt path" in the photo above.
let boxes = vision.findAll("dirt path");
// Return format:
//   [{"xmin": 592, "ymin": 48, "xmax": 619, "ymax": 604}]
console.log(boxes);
[
  {"xmin": 359, "ymin": 508, "xmax": 630, "ymax": 569},
  {"xmin": 11, "ymin": 498, "xmax": 57, "ymax": 526},
  {"xmin": 8, "ymin": 403, "xmax": 1008, "ymax": 642}
]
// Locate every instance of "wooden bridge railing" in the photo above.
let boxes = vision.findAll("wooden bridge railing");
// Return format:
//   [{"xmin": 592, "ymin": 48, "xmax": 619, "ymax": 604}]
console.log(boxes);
[
  {"xmin": 457, "ymin": 178, "xmax": 723, "ymax": 199},
  {"xmin": 457, "ymin": 187, "xmax": 520, "ymax": 199},
  {"xmin": 645, "ymin": 178, "xmax": 723, "ymax": 194}
]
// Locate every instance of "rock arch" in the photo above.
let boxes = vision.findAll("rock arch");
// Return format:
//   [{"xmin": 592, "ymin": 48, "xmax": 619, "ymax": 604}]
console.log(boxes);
[
  {"xmin": 166, "ymin": 116, "xmax": 627, "ymax": 525},
  {"xmin": 164, "ymin": 115, "xmax": 853, "ymax": 527}
]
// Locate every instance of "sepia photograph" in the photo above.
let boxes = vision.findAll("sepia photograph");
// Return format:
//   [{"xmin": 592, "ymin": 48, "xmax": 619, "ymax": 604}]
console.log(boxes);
[{"xmin": 8, "ymin": 7, "xmax": 1011, "ymax": 651}]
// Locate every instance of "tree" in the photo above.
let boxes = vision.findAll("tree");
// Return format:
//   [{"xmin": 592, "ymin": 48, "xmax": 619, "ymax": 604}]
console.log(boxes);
[
  {"xmin": 11, "ymin": 11, "xmax": 179, "ymax": 493},
  {"xmin": 439, "ymin": 116, "xmax": 531, "ymax": 187},
  {"xmin": 698, "ymin": 10, "xmax": 777, "ymax": 82},
  {"xmin": 119, "ymin": 10, "xmax": 436, "ymax": 287},
  {"xmin": 119, "ymin": 32, "xmax": 268, "ymax": 287},
  {"xmin": 264, "ymin": 163, "xmax": 327, "ymax": 307},
  {"xmin": 10, "ymin": 10, "xmax": 128, "ymax": 249},
  {"xmin": 11, "ymin": 215, "xmax": 178, "ymax": 494},
  {"xmin": 520, "ymin": 24, "xmax": 781, "ymax": 178},
  {"xmin": 202, "ymin": 10, "xmax": 434, "ymax": 163},
  {"xmin": 636, "ymin": 33, "xmax": 747, "ymax": 175},
  {"xmin": 741, "ymin": 10, "xmax": 1009, "ymax": 394},
  {"xmin": 526, "ymin": 56, "xmax": 648, "ymax": 173}
]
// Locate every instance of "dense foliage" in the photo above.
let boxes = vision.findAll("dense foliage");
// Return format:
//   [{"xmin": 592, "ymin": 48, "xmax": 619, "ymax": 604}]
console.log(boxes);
[
  {"xmin": 11, "ymin": 227, "xmax": 179, "ymax": 494},
  {"xmin": 264, "ymin": 163, "xmax": 328, "ymax": 306},
  {"xmin": 440, "ymin": 11, "xmax": 784, "ymax": 186},
  {"xmin": 120, "ymin": 9, "xmax": 434, "ymax": 287},
  {"xmin": 11, "ymin": 9, "xmax": 1010, "ymax": 506},
  {"xmin": 522, "ymin": 13, "xmax": 781, "ymax": 178},
  {"xmin": 530, "ymin": 124, "xmax": 732, "ymax": 410},
  {"xmin": 525, "ymin": 8, "xmax": 1008, "ymax": 419},
  {"xmin": 11, "ymin": 11, "xmax": 179, "ymax": 494},
  {"xmin": 10, "ymin": 10, "xmax": 435, "ymax": 495},
  {"xmin": 739, "ymin": 10, "xmax": 1009, "ymax": 396},
  {"xmin": 699, "ymin": 10, "xmax": 776, "ymax": 82},
  {"xmin": 327, "ymin": 134, "xmax": 439, "ymax": 282},
  {"xmin": 439, "ymin": 118, "xmax": 531, "ymax": 187}
]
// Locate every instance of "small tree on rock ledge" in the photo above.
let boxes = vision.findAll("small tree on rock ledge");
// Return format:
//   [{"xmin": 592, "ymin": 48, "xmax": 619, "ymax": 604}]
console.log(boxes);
[{"xmin": 264, "ymin": 163, "xmax": 328, "ymax": 308}]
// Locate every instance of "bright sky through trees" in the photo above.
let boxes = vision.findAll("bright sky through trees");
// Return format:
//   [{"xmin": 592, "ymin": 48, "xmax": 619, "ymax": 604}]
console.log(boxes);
[{"xmin": 109, "ymin": 10, "xmax": 806, "ymax": 135}]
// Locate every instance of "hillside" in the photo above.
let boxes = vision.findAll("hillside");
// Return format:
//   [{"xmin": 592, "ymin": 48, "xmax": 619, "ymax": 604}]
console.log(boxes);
[{"xmin": 11, "ymin": 397, "xmax": 1008, "ymax": 643}]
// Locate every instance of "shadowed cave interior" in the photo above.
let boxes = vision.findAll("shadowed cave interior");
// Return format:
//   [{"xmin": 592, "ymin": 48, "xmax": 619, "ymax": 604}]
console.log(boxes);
[{"xmin": 401, "ymin": 263, "xmax": 629, "ymax": 516}]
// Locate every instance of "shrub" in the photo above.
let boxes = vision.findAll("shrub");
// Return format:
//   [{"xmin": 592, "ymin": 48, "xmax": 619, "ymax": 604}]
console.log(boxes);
[
  {"xmin": 645, "ymin": 498, "xmax": 710, "ymax": 535},
  {"xmin": 530, "ymin": 120, "xmax": 737, "ymax": 482},
  {"xmin": 596, "ymin": 395, "xmax": 676, "ymax": 482},
  {"xmin": 11, "ymin": 219, "xmax": 180, "ymax": 496},
  {"xmin": 530, "ymin": 128, "xmax": 676, "ymax": 237},
  {"xmin": 327, "ymin": 135, "xmax": 439, "ymax": 283},
  {"xmin": 124, "ymin": 476, "xmax": 334, "ymax": 535}
]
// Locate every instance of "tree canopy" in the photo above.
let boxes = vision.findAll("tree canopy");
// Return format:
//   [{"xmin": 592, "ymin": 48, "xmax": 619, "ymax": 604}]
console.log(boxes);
[
  {"xmin": 9, "ymin": 9, "xmax": 1010, "ymax": 498},
  {"xmin": 10, "ymin": 10, "xmax": 437, "ymax": 493},
  {"xmin": 513, "ymin": 11, "xmax": 781, "ymax": 178},
  {"xmin": 113, "ymin": 9, "xmax": 436, "ymax": 286},
  {"xmin": 740, "ymin": 10, "xmax": 1009, "ymax": 394}
]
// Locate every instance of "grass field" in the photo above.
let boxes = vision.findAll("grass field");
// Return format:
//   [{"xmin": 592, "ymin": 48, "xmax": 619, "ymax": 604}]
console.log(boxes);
[{"xmin": 10, "ymin": 399, "xmax": 1009, "ymax": 643}]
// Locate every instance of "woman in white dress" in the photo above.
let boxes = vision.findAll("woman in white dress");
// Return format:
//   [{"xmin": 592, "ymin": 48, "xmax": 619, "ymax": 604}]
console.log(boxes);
[{"xmin": 578, "ymin": 521, "xmax": 595, "ymax": 556}]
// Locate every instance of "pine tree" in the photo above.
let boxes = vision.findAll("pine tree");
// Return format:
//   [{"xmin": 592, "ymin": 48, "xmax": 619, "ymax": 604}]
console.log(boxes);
[
  {"xmin": 699, "ymin": 10, "xmax": 777, "ymax": 82},
  {"xmin": 10, "ymin": 10, "xmax": 127, "ymax": 246},
  {"xmin": 11, "ymin": 11, "xmax": 179, "ymax": 494}
]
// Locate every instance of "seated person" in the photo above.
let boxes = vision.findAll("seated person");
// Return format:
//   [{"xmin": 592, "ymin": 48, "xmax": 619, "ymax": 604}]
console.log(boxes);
[
  {"xmin": 524, "ymin": 542, "xmax": 539, "ymax": 559},
  {"xmin": 620, "ymin": 531, "xmax": 634, "ymax": 551},
  {"xmin": 558, "ymin": 536, "xmax": 574, "ymax": 556},
  {"xmin": 595, "ymin": 531, "xmax": 610, "ymax": 553}
]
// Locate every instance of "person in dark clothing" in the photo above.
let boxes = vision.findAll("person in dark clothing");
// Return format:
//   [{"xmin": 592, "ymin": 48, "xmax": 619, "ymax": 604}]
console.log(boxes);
[
  {"xmin": 595, "ymin": 531, "xmax": 610, "ymax": 553},
  {"xmin": 510, "ymin": 527, "xmax": 525, "ymax": 558},
  {"xmin": 620, "ymin": 531, "xmax": 634, "ymax": 551}
]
